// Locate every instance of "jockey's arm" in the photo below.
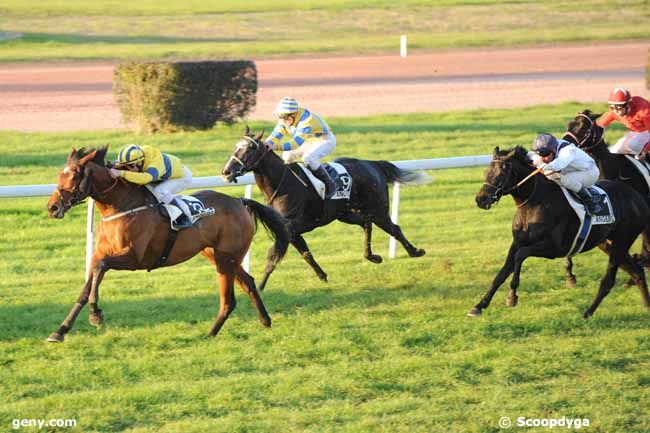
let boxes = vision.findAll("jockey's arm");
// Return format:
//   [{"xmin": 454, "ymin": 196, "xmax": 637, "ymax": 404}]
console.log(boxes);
[
  {"xmin": 120, "ymin": 170, "xmax": 155, "ymax": 185},
  {"xmin": 120, "ymin": 150, "xmax": 166, "ymax": 184},
  {"xmin": 545, "ymin": 146, "xmax": 576, "ymax": 172},
  {"xmin": 596, "ymin": 111, "xmax": 616, "ymax": 128}
]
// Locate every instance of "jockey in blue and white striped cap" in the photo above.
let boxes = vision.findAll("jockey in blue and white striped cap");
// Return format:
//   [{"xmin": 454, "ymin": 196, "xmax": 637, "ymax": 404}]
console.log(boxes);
[{"xmin": 264, "ymin": 97, "xmax": 338, "ymax": 199}]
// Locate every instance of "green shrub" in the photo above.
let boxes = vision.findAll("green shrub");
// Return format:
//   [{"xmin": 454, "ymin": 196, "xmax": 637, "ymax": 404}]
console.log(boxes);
[{"xmin": 113, "ymin": 61, "xmax": 257, "ymax": 134}]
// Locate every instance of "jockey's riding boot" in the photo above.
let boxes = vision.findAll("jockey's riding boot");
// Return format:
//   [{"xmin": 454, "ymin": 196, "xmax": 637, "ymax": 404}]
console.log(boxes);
[
  {"xmin": 577, "ymin": 187, "xmax": 603, "ymax": 215},
  {"xmin": 172, "ymin": 197, "xmax": 193, "ymax": 228},
  {"xmin": 311, "ymin": 165, "xmax": 337, "ymax": 199}
]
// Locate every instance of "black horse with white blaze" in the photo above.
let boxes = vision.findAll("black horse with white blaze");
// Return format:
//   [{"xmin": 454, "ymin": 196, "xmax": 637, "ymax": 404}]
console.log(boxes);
[
  {"xmin": 472, "ymin": 146, "xmax": 650, "ymax": 318},
  {"xmin": 221, "ymin": 128, "xmax": 430, "ymax": 290}
]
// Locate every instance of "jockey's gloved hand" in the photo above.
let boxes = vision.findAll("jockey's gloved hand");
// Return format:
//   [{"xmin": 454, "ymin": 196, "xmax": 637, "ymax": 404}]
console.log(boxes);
[
  {"xmin": 109, "ymin": 168, "xmax": 121, "ymax": 178},
  {"xmin": 264, "ymin": 142, "xmax": 274, "ymax": 152}
]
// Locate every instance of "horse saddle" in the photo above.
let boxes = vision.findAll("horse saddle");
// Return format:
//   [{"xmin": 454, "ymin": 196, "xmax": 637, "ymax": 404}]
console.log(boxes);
[
  {"xmin": 563, "ymin": 186, "xmax": 615, "ymax": 225},
  {"xmin": 624, "ymin": 155, "xmax": 650, "ymax": 191},
  {"xmin": 159, "ymin": 196, "xmax": 215, "ymax": 231},
  {"xmin": 298, "ymin": 162, "xmax": 353, "ymax": 200}
]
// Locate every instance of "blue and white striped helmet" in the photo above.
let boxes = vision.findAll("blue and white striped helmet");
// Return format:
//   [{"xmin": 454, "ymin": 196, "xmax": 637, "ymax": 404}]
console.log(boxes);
[{"xmin": 273, "ymin": 97, "xmax": 299, "ymax": 115}]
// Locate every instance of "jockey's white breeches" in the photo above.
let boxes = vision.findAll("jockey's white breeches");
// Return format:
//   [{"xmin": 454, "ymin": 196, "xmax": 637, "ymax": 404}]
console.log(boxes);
[
  {"xmin": 283, "ymin": 133, "xmax": 336, "ymax": 170},
  {"xmin": 547, "ymin": 166, "xmax": 599, "ymax": 193},
  {"xmin": 609, "ymin": 130, "xmax": 650, "ymax": 155},
  {"xmin": 152, "ymin": 166, "xmax": 193, "ymax": 204}
]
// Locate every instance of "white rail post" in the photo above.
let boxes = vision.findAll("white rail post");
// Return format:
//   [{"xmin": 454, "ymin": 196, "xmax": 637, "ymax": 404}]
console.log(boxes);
[
  {"xmin": 388, "ymin": 182, "xmax": 400, "ymax": 258},
  {"xmin": 85, "ymin": 198, "xmax": 95, "ymax": 277},
  {"xmin": 243, "ymin": 184, "xmax": 253, "ymax": 272},
  {"xmin": 400, "ymin": 35, "xmax": 407, "ymax": 58}
]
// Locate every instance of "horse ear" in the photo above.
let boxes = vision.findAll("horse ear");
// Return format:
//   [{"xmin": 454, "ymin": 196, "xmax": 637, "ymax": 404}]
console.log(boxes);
[
  {"xmin": 67, "ymin": 148, "xmax": 77, "ymax": 161},
  {"xmin": 255, "ymin": 129, "xmax": 265, "ymax": 142},
  {"xmin": 79, "ymin": 150, "xmax": 98, "ymax": 165},
  {"xmin": 493, "ymin": 146, "xmax": 500, "ymax": 156},
  {"xmin": 244, "ymin": 125, "xmax": 250, "ymax": 136}
]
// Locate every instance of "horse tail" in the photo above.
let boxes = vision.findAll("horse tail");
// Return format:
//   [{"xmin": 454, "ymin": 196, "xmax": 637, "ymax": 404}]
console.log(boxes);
[
  {"xmin": 373, "ymin": 160, "xmax": 432, "ymax": 185},
  {"xmin": 241, "ymin": 198, "xmax": 290, "ymax": 267}
]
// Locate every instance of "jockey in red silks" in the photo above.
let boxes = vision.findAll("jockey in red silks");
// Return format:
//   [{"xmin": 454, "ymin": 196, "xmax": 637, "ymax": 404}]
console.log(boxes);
[{"xmin": 596, "ymin": 87, "xmax": 650, "ymax": 160}]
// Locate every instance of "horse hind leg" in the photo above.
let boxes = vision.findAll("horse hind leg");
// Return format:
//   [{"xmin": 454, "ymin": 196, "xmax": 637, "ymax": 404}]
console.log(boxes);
[
  {"xmin": 616, "ymin": 252, "xmax": 650, "ymax": 311},
  {"xmin": 338, "ymin": 213, "xmax": 382, "ymax": 263},
  {"xmin": 208, "ymin": 270, "xmax": 237, "ymax": 337},
  {"xmin": 373, "ymin": 215, "xmax": 425, "ymax": 258},
  {"xmin": 292, "ymin": 235, "xmax": 328, "ymax": 282},
  {"xmin": 564, "ymin": 257, "xmax": 577, "ymax": 288},
  {"xmin": 236, "ymin": 267, "xmax": 272, "ymax": 327}
]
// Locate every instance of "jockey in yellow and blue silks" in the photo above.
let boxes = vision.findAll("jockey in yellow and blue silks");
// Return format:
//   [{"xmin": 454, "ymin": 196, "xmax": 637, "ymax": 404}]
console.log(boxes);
[
  {"xmin": 109, "ymin": 144, "xmax": 193, "ymax": 224},
  {"xmin": 264, "ymin": 97, "xmax": 337, "ymax": 198}
]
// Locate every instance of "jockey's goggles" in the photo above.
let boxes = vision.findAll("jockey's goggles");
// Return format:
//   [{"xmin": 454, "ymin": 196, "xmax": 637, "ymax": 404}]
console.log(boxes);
[{"xmin": 535, "ymin": 148, "xmax": 553, "ymax": 157}]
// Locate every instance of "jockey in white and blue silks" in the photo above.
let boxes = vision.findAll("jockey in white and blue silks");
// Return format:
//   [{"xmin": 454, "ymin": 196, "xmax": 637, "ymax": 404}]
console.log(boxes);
[
  {"xmin": 528, "ymin": 133, "xmax": 603, "ymax": 214},
  {"xmin": 263, "ymin": 97, "xmax": 337, "ymax": 199}
]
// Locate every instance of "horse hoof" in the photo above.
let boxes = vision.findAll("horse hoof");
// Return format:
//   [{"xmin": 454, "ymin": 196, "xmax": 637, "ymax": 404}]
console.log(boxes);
[
  {"xmin": 260, "ymin": 317, "xmax": 272, "ymax": 328},
  {"xmin": 47, "ymin": 332, "xmax": 64, "ymax": 343},
  {"xmin": 366, "ymin": 254, "xmax": 383, "ymax": 264},
  {"xmin": 89, "ymin": 311, "xmax": 104, "ymax": 327},
  {"xmin": 467, "ymin": 308, "xmax": 482, "ymax": 317},
  {"xmin": 410, "ymin": 249, "xmax": 426, "ymax": 258},
  {"xmin": 566, "ymin": 278, "xmax": 577, "ymax": 288},
  {"xmin": 582, "ymin": 311, "xmax": 592, "ymax": 320},
  {"xmin": 318, "ymin": 273, "xmax": 328, "ymax": 282},
  {"xmin": 506, "ymin": 295, "xmax": 518, "ymax": 308}
]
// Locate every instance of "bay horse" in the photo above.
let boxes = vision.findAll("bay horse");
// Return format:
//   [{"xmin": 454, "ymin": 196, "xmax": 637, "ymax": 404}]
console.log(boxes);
[
  {"xmin": 46, "ymin": 146, "xmax": 289, "ymax": 342},
  {"xmin": 221, "ymin": 128, "xmax": 429, "ymax": 290},
  {"xmin": 564, "ymin": 109, "xmax": 650, "ymax": 263},
  {"xmin": 472, "ymin": 146, "xmax": 650, "ymax": 318}
]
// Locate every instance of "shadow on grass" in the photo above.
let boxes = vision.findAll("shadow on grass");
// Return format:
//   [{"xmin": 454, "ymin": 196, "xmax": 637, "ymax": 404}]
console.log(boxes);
[{"xmin": 0, "ymin": 282, "xmax": 437, "ymax": 341}]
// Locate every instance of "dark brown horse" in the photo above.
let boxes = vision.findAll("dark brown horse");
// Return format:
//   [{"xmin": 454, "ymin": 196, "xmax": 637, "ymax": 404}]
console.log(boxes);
[
  {"xmin": 472, "ymin": 146, "xmax": 650, "ymax": 318},
  {"xmin": 46, "ymin": 146, "xmax": 289, "ymax": 342}
]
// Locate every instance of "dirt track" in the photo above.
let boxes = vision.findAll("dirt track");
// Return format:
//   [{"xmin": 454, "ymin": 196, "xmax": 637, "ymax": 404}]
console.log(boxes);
[{"xmin": 0, "ymin": 42, "xmax": 647, "ymax": 132}]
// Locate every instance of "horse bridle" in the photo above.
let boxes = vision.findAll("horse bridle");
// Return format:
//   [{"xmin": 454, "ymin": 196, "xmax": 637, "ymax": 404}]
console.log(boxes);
[
  {"xmin": 55, "ymin": 166, "xmax": 118, "ymax": 211},
  {"xmin": 482, "ymin": 159, "xmax": 514, "ymax": 203},
  {"xmin": 564, "ymin": 113, "xmax": 604, "ymax": 151},
  {"xmin": 226, "ymin": 136, "xmax": 269, "ymax": 177}
]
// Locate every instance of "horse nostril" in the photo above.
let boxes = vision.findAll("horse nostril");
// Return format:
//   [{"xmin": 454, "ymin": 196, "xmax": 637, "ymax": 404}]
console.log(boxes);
[{"xmin": 49, "ymin": 204, "xmax": 59, "ymax": 213}]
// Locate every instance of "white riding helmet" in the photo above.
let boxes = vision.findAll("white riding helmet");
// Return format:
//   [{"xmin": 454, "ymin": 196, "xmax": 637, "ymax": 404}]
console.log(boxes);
[{"xmin": 273, "ymin": 97, "xmax": 299, "ymax": 116}]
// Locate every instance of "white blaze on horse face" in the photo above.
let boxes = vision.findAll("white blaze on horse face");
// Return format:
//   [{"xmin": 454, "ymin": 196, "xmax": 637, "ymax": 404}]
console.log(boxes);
[{"xmin": 63, "ymin": 166, "xmax": 72, "ymax": 175}]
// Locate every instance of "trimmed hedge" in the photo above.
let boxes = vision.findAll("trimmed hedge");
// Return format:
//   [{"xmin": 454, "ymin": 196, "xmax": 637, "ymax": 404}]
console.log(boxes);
[{"xmin": 113, "ymin": 61, "xmax": 257, "ymax": 134}]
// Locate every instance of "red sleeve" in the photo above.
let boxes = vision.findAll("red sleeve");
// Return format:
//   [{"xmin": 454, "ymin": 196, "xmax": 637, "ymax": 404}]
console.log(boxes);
[{"xmin": 596, "ymin": 111, "xmax": 615, "ymax": 128}]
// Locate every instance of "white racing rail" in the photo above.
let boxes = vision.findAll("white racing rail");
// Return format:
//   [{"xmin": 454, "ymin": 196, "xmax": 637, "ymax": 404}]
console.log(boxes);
[{"xmin": 0, "ymin": 155, "xmax": 491, "ymax": 274}]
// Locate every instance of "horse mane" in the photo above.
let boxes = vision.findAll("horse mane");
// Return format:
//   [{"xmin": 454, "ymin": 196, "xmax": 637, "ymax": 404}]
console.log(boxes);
[
  {"xmin": 496, "ymin": 145, "xmax": 531, "ymax": 165},
  {"xmin": 70, "ymin": 146, "xmax": 109, "ymax": 166},
  {"xmin": 580, "ymin": 109, "xmax": 601, "ymax": 121}
]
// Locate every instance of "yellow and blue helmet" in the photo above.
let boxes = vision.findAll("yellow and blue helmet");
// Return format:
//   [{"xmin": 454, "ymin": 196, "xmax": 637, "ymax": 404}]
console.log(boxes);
[{"xmin": 115, "ymin": 144, "xmax": 145, "ymax": 167}]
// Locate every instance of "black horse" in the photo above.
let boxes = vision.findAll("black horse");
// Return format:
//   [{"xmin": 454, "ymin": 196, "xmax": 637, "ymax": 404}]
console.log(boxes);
[
  {"xmin": 472, "ymin": 146, "xmax": 650, "ymax": 318},
  {"xmin": 221, "ymin": 128, "xmax": 429, "ymax": 290},
  {"xmin": 564, "ymin": 109, "xmax": 650, "ymax": 262}
]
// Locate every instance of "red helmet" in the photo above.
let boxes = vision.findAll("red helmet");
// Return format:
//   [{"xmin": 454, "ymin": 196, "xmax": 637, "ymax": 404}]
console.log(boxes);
[{"xmin": 607, "ymin": 87, "xmax": 631, "ymax": 105}]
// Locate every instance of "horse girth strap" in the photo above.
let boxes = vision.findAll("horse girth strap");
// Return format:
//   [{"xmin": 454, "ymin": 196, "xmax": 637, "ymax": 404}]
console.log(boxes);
[{"xmin": 149, "ymin": 228, "xmax": 178, "ymax": 271}]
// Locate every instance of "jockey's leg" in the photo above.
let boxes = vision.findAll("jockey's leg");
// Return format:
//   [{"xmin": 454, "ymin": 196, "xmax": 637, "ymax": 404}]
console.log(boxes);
[
  {"xmin": 610, "ymin": 131, "xmax": 649, "ymax": 156},
  {"xmin": 153, "ymin": 166, "xmax": 193, "ymax": 222},
  {"xmin": 303, "ymin": 135, "xmax": 337, "ymax": 198},
  {"xmin": 562, "ymin": 168, "xmax": 601, "ymax": 214}
]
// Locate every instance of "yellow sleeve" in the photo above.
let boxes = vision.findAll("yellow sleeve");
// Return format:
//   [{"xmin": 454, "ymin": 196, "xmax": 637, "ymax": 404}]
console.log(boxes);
[
  {"xmin": 121, "ymin": 170, "xmax": 154, "ymax": 184},
  {"xmin": 121, "ymin": 146, "xmax": 166, "ymax": 184}
]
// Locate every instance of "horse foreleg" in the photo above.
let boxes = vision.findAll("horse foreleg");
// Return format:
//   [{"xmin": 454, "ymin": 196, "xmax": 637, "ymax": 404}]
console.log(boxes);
[
  {"xmin": 258, "ymin": 242, "xmax": 284, "ymax": 292},
  {"xmin": 209, "ymin": 271, "xmax": 237, "ymax": 337},
  {"xmin": 47, "ymin": 278, "xmax": 93, "ymax": 343},
  {"xmin": 564, "ymin": 257, "xmax": 577, "ymax": 288},
  {"xmin": 373, "ymin": 216, "xmax": 425, "ymax": 258},
  {"xmin": 507, "ymin": 241, "xmax": 555, "ymax": 307},
  {"xmin": 292, "ymin": 235, "xmax": 328, "ymax": 282},
  {"xmin": 640, "ymin": 225, "xmax": 650, "ymax": 267},
  {"xmin": 236, "ymin": 267, "xmax": 272, "ymax": 327},
  {"xmin": 468, "ymin": 242, "xmax": 517, "ymax": 317}
]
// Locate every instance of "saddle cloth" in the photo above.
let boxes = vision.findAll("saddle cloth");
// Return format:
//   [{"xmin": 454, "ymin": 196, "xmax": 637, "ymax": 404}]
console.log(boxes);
[
  {"xmin": 561, "ymin": 185, "xmax": 615, "ymax": 257},
  {"xmin": 298, "ymin": 162, "xmax": 353, "ymax": 200},
  {"xmin": 145, "ymin": 185, "xmax": 215, "ymax": 230},
  {"xmin": 624, "ymin": 155, "xmax": 650, "ymax": 191}
]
